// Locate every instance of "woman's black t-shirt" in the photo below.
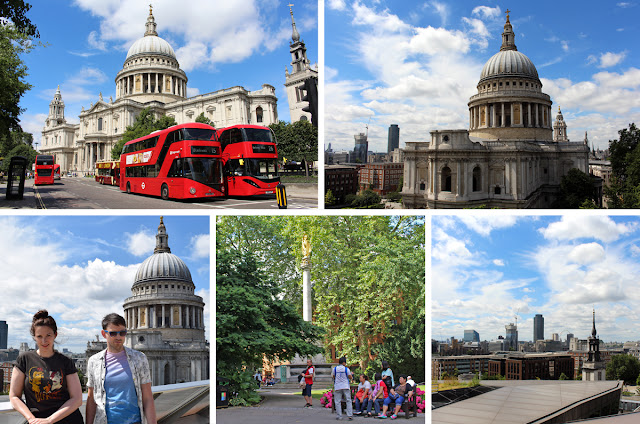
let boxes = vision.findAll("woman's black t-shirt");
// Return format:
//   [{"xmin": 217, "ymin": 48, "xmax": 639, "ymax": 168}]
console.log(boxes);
[{"xmin": 15, "ymin": 351, "xmax": 77, "ymax": 415}]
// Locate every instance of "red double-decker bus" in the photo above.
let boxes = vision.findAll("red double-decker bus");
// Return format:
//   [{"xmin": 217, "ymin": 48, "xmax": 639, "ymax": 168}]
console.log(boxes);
[
  {"xmin": 217, "ymin": 125, "xmax": 279, "ymax": 196},
  {"xmin": 34, "ymin": 154, "xmax": 55, "ymax": 185},
  {"xmin": 95, "ymin": 160, "xmax": 120, "ymax": 186},
  {"xmin": 53, "ymin": 164, "xmax": 61, "ymax": 180},
  {"xmin": 119, "ymin": 123, "xmax": 224, "ymax": 200}
]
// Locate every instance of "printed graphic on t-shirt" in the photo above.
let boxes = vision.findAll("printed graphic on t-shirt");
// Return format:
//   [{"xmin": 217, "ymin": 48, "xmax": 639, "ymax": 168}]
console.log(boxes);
[{"xmin": 28, "ymin": 367, "xmax": 65, "ymax": 403}]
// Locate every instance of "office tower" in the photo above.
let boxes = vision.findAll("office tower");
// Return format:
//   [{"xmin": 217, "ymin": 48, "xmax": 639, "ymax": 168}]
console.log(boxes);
[
  {"xmin": 534, "ymin": 314, "xmax": 544, "ymax": 342},
  {"xmin": 388, "ymin": 124, "xmax": 399, "ymax": 153}
]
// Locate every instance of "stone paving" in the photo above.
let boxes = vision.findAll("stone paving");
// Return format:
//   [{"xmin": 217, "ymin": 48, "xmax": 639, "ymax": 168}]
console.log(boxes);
[{"xmin": 216, "ymin": 388, "xmax": 425, "ymax": 424}]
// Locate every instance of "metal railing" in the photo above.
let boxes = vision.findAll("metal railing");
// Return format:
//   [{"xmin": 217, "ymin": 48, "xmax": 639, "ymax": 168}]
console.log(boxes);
[{"xmin": 0, "ymin": 380, "xmax": 209, "ymax": 424}]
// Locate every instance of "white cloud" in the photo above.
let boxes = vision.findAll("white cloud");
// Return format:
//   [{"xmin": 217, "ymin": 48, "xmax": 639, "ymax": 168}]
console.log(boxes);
[
  {"xmin": 567, "ymin": 242, "xmax": 605, "ymax": 265},
  {"xmin": 561, "ymin": 40, "xmax": 569, "ymax": 52},
  {"xmin": 493, "ymin": 259, "xmax": 505, "ymax": 266},
  {"xmin": 87, "ymin": 30, "xmax": 106, "ymax": 51},
  {"xmin": 597, "ymin": 51, "xmax": 627, "ymax": 68},
  {"xmin": 71, "ymin": 0, "xmax": 315, "ymax": 72},
  {"xmin": 458, "ymin": 215, "xmax": 519, "ymax": 236},
  {"xmin": 430, "ymin": 1, "xmax": 449, "ymax": 26},
  {"xmin": 471, "ymin": 5, "xmax": 501, "ymax": 20},
  {"xmin": 539, "ymin": 216, "xmax": 633, "ymax": 243},
  {"xmin": 190, "ymin": 234, "xmax": 210, "ymax": 259},
  {"xmin": 328, "ymin": 0, "xmax": 347, "ymax": 11},
  {"xmin": 125, "ymin": 230, "xmax": 155, "ymax": 256}
]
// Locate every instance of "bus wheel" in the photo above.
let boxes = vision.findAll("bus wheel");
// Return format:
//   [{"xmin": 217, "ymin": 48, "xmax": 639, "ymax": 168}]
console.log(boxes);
[
  {"xmin": 161, "ymin": 184, "xmax": 169, "ymax": 200},
  {"xmin": 126, "ymin": 182, "xmax": 131, "ymax": 194}
]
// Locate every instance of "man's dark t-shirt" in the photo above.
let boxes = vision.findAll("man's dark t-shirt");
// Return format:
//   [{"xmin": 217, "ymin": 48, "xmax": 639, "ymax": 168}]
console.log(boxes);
[
  {"xmin": 15, "ymin": 351, "xmax": 77, "ymax": 415},
  {"xmin": 393, "ymin": 382, "xmax": 415, "ymax": 397}
]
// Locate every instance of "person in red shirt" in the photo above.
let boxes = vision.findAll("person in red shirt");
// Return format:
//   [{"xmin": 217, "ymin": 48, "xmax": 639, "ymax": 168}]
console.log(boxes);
[{"xmin": 301, "ymin": 359, "xmax": 315, "ymax": 408}]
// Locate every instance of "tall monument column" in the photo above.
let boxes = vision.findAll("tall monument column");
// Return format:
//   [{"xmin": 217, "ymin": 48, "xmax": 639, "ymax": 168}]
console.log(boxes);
[{"xmin": 301, "ymin": 235, "xmax": 312, "ymax": 322}]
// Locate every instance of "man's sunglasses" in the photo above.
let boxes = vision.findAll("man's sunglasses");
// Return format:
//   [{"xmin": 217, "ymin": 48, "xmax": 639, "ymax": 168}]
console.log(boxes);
[{"xmin": 106, "ymin": 330, "xmax": 127, "ymax": 337}]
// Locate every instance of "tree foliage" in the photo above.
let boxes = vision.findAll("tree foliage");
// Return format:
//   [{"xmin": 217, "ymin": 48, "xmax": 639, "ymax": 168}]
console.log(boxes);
[
  {"xmin": 110, "ymin": 108, "xmax": 177, "ymax": 159},
  {"xmin": 216, "ymin": 246, "xmax": 323, "ymax": 403},
  {"xmin": 0, "ymin": 24, "xmax": 35, "ymax": 143},
  {"xmin": 556, "ymin": 168, "xmax": 597, "ymax": 208},
  {"xmin": 194, "ymin": 112, "xmax": 214, "ymax": 127},
  {"xmin": 605, "ymin": 123, "xmax": 640, "ymax": 207},
  {"xmin": 1, "ymin": 1, "xmax": 40, "ymax": 38},
  {"xmin": 217, "ymin": 216, "xmax": 425, "ymax": 370},
  {"xmin": 0, "ymin": 130, "xmax": 36, "ymax": 173},
  {"xmin": 269, "ymin": 120, "xmax": 318, "ymax": 165},
  {"xmin": 605, "ymin": 354, "xmax": 640, "ymax": 384}
]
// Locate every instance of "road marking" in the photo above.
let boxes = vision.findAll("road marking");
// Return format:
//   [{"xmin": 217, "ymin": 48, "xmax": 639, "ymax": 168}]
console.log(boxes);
[{"xmin": 33, "ymin": 185, "xmax": 46, "ymax": 209}]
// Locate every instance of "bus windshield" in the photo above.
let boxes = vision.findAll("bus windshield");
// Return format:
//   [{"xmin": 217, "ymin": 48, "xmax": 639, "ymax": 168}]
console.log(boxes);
[
  {"xmin": 246, "ymin": 158, "xmax": 278, "ymax": 179},
  {"xmin": 184, "ymin": 158, "xmax": 223, "ymax": 185},
  {"xmin": 243, "ymin": 128, "xmax": 274, "ymax": 143},
  {"xmin": 36, "ymin": 156, "xmax": 54, "ymax": 165},
  {"xmin": 182, "ymin": 128, "xmax": 216, "ymax": 141}
]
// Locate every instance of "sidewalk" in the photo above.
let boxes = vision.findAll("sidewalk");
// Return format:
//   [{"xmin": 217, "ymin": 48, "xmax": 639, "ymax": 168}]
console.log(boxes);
[
  {"xmin": 216, "ymin": 388, "xmax": 426, "ymax": 423},
  {"xmin": 283, "ymin": 183, "xmax": 318, "ymax": 200},
  {"xmin": 0, "ymin": 181, "xmax": 39, "ymax": 209}
]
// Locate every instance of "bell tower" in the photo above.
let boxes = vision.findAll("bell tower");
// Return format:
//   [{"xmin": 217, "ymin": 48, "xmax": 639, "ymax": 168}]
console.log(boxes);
[{"xmin": 47, "ymin": 85, "xmax": 66, "ymax": 125}]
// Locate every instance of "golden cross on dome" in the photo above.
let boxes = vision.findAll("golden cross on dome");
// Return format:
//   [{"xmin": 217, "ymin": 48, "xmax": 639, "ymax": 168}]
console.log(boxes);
[
  {"xmin": 505, "ymin": 9, "xmax": 511, "ymax": 20},
  {"xmin": 149, "ymin": 4, "xmax": 153, "ymax": 14}
]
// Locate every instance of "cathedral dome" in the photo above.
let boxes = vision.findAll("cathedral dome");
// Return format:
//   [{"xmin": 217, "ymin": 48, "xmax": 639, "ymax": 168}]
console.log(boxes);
[
  {"xmin": 133, "ymin": 217, "xmax": 193, "ymax": 286},
  {"xmin": 126, "ymin": 35, "xmax": 176, "ymax": 60},
  {"xmin": 479, "ymin": 50, "xmax": 539, "ymax": 83}
]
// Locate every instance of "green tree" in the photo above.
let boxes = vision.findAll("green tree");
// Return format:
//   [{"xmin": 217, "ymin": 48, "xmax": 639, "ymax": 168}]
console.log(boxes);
[
  {"xmin": 1, "ymin": 1, "xmax": 40, "ymax": 38},
  {"xmin": 350, "ymin": 189, "xmax": 382, "ymax": 208},
  {"xmin": 0, "ymin": 137, "xmax": 36, "ymax": 173},
  {"xmin": 605, "ymin": 123, "xmax": 640, "ymax": 207},
  {"xmin": 216, "ymin": 246, "xmax": 323, "ymax": 404},
  {"xmin": 110, "ymin": 108, "xmax": 177, "ymax": 159},
  {"xmin": 194, "ymin": 112, "xmax": 214, "ymax": 127},
  {"xmin": 556, "ymin": 168, "xmax": 597, "ymax": 208},
  {"xmin": 269, "ymin": 120, "xmax": 317, "ymax": 176},
  {"xmin": 370, "ymin": 311, "xmax": 426, "ymax": 382},
  {"xmin": 559, "ymin": 373, "xmax": 568, "ymax": 380},
  {"xmin": 216, "ymin": 216, "xmax": 425, "ymax": 371},
  {"xmin": 325, "ymin": 189, "xmax": 336, "ymax": 206},
  {"xmin": 605, "ymin": 354, "xmax": 640, "ymax": 384}
]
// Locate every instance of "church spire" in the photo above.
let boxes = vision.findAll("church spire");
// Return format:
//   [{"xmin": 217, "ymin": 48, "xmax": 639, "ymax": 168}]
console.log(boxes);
[
  {"xmin": 289, "ymin": 3, "xmax": 300, "ymax": 43},
  {"xmin": 591, "ymin": 308, "xmax": 597, "ymax": 338},
  {"xmin": 500, "ymin": 9, "xmax": 517, "ymax": 51},
  {"xmin": 154, "ymin": 216, "xmax": 171, "ymax": 254},
  {"xmin": 145, "ymin": 4, "xmax": 158, "ymax": 37}
]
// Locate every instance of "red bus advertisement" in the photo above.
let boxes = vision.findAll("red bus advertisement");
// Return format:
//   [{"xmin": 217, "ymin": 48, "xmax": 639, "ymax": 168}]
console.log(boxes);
[
  {"xmin": 34, "ymin": 154, "xmax": 55, "ymax": 185},
  {"xmin": 119, "ymin": 123, "xmax": 224, "ymax": 200},
  {"xmin": 95, "ymin": 160, "xmax": 120, "ymax": 186},
  {"xmin": 53, "ymin": 164, "xmax": 61, "ymax": 180},
  {"xmin": 217, "ymin": 125, "xmax": 279, "ymax": 196}
]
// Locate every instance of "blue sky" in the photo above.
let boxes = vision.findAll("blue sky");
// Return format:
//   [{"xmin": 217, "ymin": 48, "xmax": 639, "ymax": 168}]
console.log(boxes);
[
  {"xmin": 0, "ymin": 215, "xmax": 210, "ymax": 352},
  {"xmin": 432, "ymin": 214, "xmax": 640, "ymax": 344},
  {"xmin": 325, "ymin": 0, "xmax": 640, "ymax": 153},
  {"xmin": 17, "ymin": 0, "xmax": 318, "ymax": 148}
]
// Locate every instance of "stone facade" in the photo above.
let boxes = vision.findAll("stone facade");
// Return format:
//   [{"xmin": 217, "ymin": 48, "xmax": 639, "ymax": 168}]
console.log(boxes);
[
  {"xmin": 41, "ymin": 8, "xmax": 278, "ymax": 175},
  {"xmin": 121, "ymin": 217, "xmax": 208, "ymax": 386},
  {"xmin": 284, "ymin": 5, "xmax": 317, "ymax": 123},
  {"xmin": 401, "ymin": 13, "xmax": 589, "ymax": 209}
]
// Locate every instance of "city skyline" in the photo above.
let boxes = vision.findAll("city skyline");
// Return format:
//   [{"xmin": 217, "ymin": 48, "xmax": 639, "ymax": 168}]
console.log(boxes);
[
  {"xmin": 17, "ymin": 0, "xmax": 318, "ymax": 147},
  {"xmin": 432, "ymin": 215, "xmax": 640, "ymax": 344},
  {"xmin": 0, "ymin": 215, "xmax": 210, "ymax": 352},
  {"xmin": 326, "ymin": 0, "xmax": 639, "ymax": 153}
]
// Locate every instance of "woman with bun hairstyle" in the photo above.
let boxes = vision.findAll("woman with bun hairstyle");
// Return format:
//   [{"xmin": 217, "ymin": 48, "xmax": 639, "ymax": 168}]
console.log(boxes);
[{"xmin": 9, "ymin": 310, "xmax": 84, "ymax": 424}]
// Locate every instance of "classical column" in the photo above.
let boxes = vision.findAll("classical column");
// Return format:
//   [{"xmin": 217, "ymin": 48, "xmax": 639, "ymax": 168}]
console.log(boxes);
[
  {"xmin": 179, "ymin": 305, "xmax": 183, "ymax": 327},
  {"xmin": 510, "ymin": 103, "xmax": 514, "ymax": 127},
  {"xmin": 501, "ymin": 103, "xmax": 505, "ymax": 127},
  {"xmin": 519, "ymin": 103, "xmax": 523, "ymax": 126},
  {"xmin": 301, "ymin": 236, "xmax": 312, "ymax": 322},
  {"xmin": 155, "ymin": 73, "xmax": 159, "ymax": 93},
  {"xmin": 469, "ymin": 109, "xmax": 473, "ymax": 130},
  {"xmin": 191, "ymin": 307, "xmax": 195, "ymax": 329},
  {"xmin": 527, "ymin": 103, "xmax": 531, "ymax": 128},
  {"xmin": 456, "ymin": 161, "xmax": 461, "ymax": 196},
  {"xmin": 185, "ymin": 305, "xmax": 190, "ymax": 328},
  {"xmin": 491, "ymin": 103, "xmax": 496, "ymax": 127},
  {"xmin": 162, "ymin": 304, "xmax": 166, "ymax": 328},
  {"xmin": 535, "ymin": 104, "xmax": 539, "ymax": 127}
]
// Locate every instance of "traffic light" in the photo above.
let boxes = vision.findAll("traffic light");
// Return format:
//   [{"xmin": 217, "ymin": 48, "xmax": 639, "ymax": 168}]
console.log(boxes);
[{"xmin": 299, "ymin": 76, "xmax": 318, "ymax": 127}]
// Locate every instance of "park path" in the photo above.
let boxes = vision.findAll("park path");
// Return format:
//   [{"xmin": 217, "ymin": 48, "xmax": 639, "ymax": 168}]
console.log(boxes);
[{"xmin": 215, "ymin": 388, "xmax": 426, "ymax": 423}]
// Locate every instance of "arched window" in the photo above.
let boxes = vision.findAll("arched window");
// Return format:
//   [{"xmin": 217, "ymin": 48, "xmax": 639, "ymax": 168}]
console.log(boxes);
[
  {"xmin": 300, "ymin": 115, "xmax": 308, "ymax": 121},
  {"xmin": 256, "ymin": 106, "xmax": 263, "ymax": 123},
  {"xmin": 441, "ymin": 166, "xmax": 452, "ymax": 192},
  {"xmin": 472, "ymin": 166, "xmax": 481, "ymax": 192}
]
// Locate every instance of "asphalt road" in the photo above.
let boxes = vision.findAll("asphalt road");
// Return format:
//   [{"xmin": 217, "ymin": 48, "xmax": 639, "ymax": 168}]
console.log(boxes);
[{"xmin": 0, "ymin": 177, "xmax": 317, "ymax": 209}]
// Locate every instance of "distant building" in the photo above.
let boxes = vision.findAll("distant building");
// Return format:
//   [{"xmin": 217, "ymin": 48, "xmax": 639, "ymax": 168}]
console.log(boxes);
[
  {"xmin": 0, "ymin": 348, "xmax": 19, "ymax": 362},
  {"xmin": 325, "ymin": 165, "xmax": 359, "ymax": 204},
  {"xmin": 488, "ymin": 339, "xmax": 504, "ymax": 352},
  {"xmin": 489, "ymin": 352, "xmax": 574, "ymax": 380},
  {"xmin": 552, "ymin": 333, "xmax": 560, "ymax": 342},
  {"xmin": 566, "ymin": 333, "xmax": 574, "ymax": 348},
  {"xmin": 533, "ymin": 314, "xmax": 544, "ymax": 342},
  {"xmin": 353, "ymin": 133, "xmax": 368, "ymax": 164},
  {"xmin": 505, "ymin": 323, "xmax": 518, "ymax": 351},
  {"xmin": 0, "ymin": 361, "xmax": 13, "ymax": 392},
  {"xmin": 391, "ymin": 148, "xmax": 405, "ymax": 163},
  {"xmin": 358, "ymin": 163, "xmax": 404, "ymax": 195},
  {"xmin": 0, "ymin": 320, "xmax": 7, "ymax": 349},
  {"xmin": 583, "ymin": 310, "xmax": 605, "ymax": 381},
  {"xmin": 464, "ymin": 329, "xmax": 480, "ymax": 343},
  {"xmin": 388, "ymin": 124, "xmax": 399, "ymax": 153},
  {"xmin": 535, "ymin": 339, "xmax": 565, "ymax": 352},
  {"xmin": 367, "ymin": 152, "xmax": 388, "ymax": 163}
]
